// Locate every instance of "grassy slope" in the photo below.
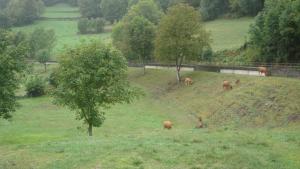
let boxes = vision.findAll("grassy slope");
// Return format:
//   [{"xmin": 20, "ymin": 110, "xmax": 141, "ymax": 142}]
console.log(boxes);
[{"xmin": 0, "ymin": 68, "xmax": 299, "ymax": 169}]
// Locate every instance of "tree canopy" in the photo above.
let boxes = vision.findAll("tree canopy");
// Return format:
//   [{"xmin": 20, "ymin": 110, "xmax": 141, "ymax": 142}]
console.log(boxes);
[
  {"xmin": 0, "ymin": 29, "xmax": 27, "ymax": 119},
  {"xmin": 155, "ymin": 3, "xmax": 210, "ymax": 82},
  {"xmin": 248, "ymin": 0, "xmax": 300, "ymax": 63},
  {"xmin": 52, "ymin": 41, "xmax": 139, "ymax": 136}
]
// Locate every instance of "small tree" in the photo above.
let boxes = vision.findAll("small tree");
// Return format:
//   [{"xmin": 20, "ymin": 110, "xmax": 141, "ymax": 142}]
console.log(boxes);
[
  {"xmin": 78, "ymin": 18, "xmax": 89, "ymax": 34},
  {"xmin": 36, "ymin": 49, "xmax": 50, "ymax": 72},
  {"xmin": 100, "ymin": 0, "xmax": 128, "ymax": 23},
  {"xmin": 29, "ymin": 28, "xmax": 55, "ymax": 59},
  {"xmin": 155, "ymin": 4, "xmax": 210, "ymax": 83},
  {"xmin": 53, "ymin": 41, "xmax": 139, "ymax": 136},
  {"xmin": 95, "ymin": 18, "xmax": 105, "ymax": 33},
  {"xmin": 127, "ymin": 16, "xmax": 156, "ymax": 74}
]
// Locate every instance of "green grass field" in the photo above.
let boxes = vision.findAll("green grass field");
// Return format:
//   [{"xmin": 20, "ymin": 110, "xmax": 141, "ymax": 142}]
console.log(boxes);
[
  {"xmin": 205, "ymin": 17, "xmax": 254, "ymax": 51},
  {"xmin": 1, "ymin": 66, "xmax": 300, "ymax": 169},
  {"xmin": 41, "ymin": 3, "xmax": 80, "ymax": 18}
]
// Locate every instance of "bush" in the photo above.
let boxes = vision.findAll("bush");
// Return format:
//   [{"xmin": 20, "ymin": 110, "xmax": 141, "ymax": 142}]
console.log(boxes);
[
  {"xmin": 95, "ymin": 18, "xmax": 105, "ymax": 33},
  {"xmin": 25, "ymin": 76, "xmax": 46, "ymax": 97},
  {"xmin": 78, "ymin": 18, "xmax": 89, "ymax": 34},
  {"xmin": 48, "ymin": 70, "xmax": 59, "ymax": 87}
]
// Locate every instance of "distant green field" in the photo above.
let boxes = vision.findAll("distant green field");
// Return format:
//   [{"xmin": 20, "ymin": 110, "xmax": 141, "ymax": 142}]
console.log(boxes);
[
  {"xmin": 1, "ymin": 67, "xmax": 300, "ymax": 169},
  {"xmin": 41, "ymin": 3, "xmax": 80, "ymax": 18},
  {"xmin": 13, "ymin": 3, "xmax": 254, "ymax": 60},
  {"xmin": 205, "ymin": 17, "xmax": 254, "ymax": 51},
  {"xmin": 13, "ymin": 20, "xmax": 111, "ymax": 59}
]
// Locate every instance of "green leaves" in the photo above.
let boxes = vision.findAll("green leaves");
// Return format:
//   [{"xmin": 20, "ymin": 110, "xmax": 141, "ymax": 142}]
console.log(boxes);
[
  {"xmin": 0, "ymin": 29, "xmax": 27, "ymax": 119},
  {"xmin": 52, "ymin": 41, "xmax": 140, "ymax": 135},
  {"xmin": 155, "ymin": 3, "xmax": 210, "ymax": 63}
]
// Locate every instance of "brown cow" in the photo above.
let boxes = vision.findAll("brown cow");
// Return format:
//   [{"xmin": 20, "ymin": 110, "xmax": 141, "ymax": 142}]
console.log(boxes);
[
  {"xmin": 223, "ymin": 80, "xmax": 233, "ymax": 90},
  {"xmin": 185, "ymin": 78, "xmax": 193, "ymax": 86},
  {"xmin": 195, "ymin": 116, "xmax": 204, "ymax": 129},
  {"xmin": 258, "ymin": 67, "xmax": 268, "ymax": 76},
  {"xmin": 163, "ymin": 121, "xmax": 172, "ymax": 129}
]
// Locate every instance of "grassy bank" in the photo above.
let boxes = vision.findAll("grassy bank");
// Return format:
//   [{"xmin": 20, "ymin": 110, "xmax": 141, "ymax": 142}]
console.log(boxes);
[{"xmin": 0, "ymin": 68, "xmax": 299, "ymax": 169}]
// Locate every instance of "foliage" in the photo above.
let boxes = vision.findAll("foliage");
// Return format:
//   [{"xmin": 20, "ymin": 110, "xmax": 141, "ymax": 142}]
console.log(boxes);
[
  {"xmin": 248, "ymin": 0, "xmax": 300, "ymax": 63},
  {"xmin": 28, "ymin": 27, "xmax": 56, "ymax": 59},
  {"xmin": 52, "ymin": 41, "xmax": 139, "ymax": 136},
  {"xmin": 78, "ymin": 0, "xmax": 102, "ymax": 18},
  {"xmin": 0, "ymin": 29, "xmax": 27, "ymax": 119},
  {"xmin": 200, "ymin": 0, "xmax": 229, "ymax": 21},
  {"xmin": 6, "ymin": 0, "xmax": 44, "ymax": 26},
  {"xmin": 229, "ymin": 0, "xmax": 264, "ymax": 17},
  {"xmin": 112, "ymin": 0, "xmax": 161, "ymax": 62},
  {"xmin": 25, "ymin": 75, "xmax": 46, "ymax": 97},
  {"xmin": 100, "ymin": 0, "xmax": 128, "ymax": 23},
  {"xmin": 155, "ymin": 4, "xmax": 210, "ymax": 82},
  {"xmin": 127, "ymin": 16, "xmax": 156, "ymax": 73},
  {"xmin": 48, "ymin": 69, "xmax": 59, "ymax": 87},
  {"xmin": 125, "ymin": 0, "xmax": 163, "ymax": 25},
  {"xmin": 0, "ymin": 10, "xmax": 11, "ymax": 28},
  {"xmin": 77, "ymin": 18, "xmax": 105, "ymax": 34},
  {"xmin": 36, "ymin": 49, "xmax": 51, "ymax": 71}
]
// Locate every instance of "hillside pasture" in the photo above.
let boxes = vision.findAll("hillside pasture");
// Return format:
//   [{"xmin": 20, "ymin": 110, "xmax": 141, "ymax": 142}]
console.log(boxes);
[{"xmin": 0, "ymin": 68, "xmax": 300, "ymax": 169}]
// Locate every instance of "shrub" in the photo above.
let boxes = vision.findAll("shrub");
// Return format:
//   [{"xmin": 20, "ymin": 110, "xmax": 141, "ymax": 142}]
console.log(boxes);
[
  {"xmin": 78, "ymin": 18, "xmax": 89, "ymax": 34},
  {"xmin": 48, "ymin": 70, "xmax": 59, "ymax": 87},
  {"xmin": 25, "ymin": 76, "xmax": 45, "ymax": 97},
  {"xmin": 95, "ymin": 18, "xmax": 105, "ymax": 33}
]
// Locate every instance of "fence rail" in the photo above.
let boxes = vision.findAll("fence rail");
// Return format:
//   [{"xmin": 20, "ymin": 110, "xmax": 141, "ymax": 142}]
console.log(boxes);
[{"xmin": 47, "ymin": 61, "xmax": 300, "ymax": 78}]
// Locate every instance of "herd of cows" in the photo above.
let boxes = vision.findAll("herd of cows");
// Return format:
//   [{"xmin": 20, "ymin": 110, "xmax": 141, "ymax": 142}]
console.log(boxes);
[{"xmin": 162, "ymin": 67, "xmax": 268, "ymax": 130}]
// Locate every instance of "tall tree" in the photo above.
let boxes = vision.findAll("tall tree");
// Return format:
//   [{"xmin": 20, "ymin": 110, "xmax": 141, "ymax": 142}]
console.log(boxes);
[
  {"xmin": 100, "ymin": 0, "xmax": 128, "ymax": 23},
  {"xmin": 155, "ymin": 4, "xmax": 210, "ymax": 83},
  {"xmin": 112, "ymin": 0, "xmax": 162, "ymax": 63},
  {"xmin": 52, "ymin": 41, "xmax": 139, "ymax": 136},
  {"xmin": 0, "ymin": 29, "xmax": 27, "ymax": 119},
  {"xmin": 127, "ymin": 16, "xmax": 156, "ymax": 74},
  {"xmin": 6, "ymin": 0, "xmax": 44, "ymax": 26},
  {"xmin": 28, "ymin": 28, "xmax": 56, "ymax": 59}
]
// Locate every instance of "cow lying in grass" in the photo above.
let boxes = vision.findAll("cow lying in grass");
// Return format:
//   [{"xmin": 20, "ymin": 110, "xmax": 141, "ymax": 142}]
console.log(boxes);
[
  {"xmin": 163, "ymin": 121, "xmax": 172, "ymax": 129},
  {"xmin": 184, "ymin": 78, "xmax": 193, "ymax": 86},
  {"xmin": 223, "ymin": 80, "xmax": 233, "ymax": 90}
]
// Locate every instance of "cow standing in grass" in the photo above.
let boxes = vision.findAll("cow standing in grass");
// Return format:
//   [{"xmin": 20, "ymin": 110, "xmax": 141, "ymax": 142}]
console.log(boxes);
[
  {"xmin": 258, "ymin": 67, "xmax": 268, "ymax": 76},
  {"xmin": 185, "ymin": 78, "xmax": 193, "ymax": 86},
  {"xmin": 223, "ymin": 80, "xmax": 233, "ymax": 90}
]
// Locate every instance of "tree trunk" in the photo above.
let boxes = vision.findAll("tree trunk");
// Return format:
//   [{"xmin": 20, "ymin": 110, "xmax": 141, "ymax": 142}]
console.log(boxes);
[
  {"xmin": 88, "ymin": 124, "xmax": 93, "ymax": 136},
  {"xmin": 176, "ymin": 68, "xmax": 181, "ymax": 84},
  {"xmin": 44, "ymin": 63, "xmax": 47, "ymax": 72}
]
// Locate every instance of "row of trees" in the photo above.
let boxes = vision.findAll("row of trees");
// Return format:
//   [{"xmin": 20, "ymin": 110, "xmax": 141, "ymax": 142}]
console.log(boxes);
[
  {"xmin": 113, "ymin": 1, "xmax": 211, "ymax": 80},
  {"xmin": 76, "ymin": 0, "xmax": 264, "ymax": 23},
  {"xmin": 247, "ymin": 0, "xmax": 300, "ymax": 63},
  {"xmin": 0, "ymin": 0, "xmax": 44, "ymax": 27},
  {"xmin": 77, "ymin": 18, "xmax": 105, "ymax": 34}
]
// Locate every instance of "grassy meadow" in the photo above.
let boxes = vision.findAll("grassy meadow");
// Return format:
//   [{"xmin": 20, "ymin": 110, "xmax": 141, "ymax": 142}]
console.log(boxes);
[
  {"xmin": 3, "ymin": 3, "xmax": 299, "ymax": 169},
  {"xmin": 0, "ymin": 65, "xmax": 300, "ymax": 169}
]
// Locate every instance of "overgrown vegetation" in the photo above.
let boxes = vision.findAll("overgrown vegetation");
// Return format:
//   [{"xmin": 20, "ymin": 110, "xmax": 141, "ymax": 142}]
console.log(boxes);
[
  {"xmin": 0, "ymin": 29, "xmax": 27, "ymax": 119},
  {"xmin": 248, "ymin": 0, "xmax": 300, "ymax": 63}
]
